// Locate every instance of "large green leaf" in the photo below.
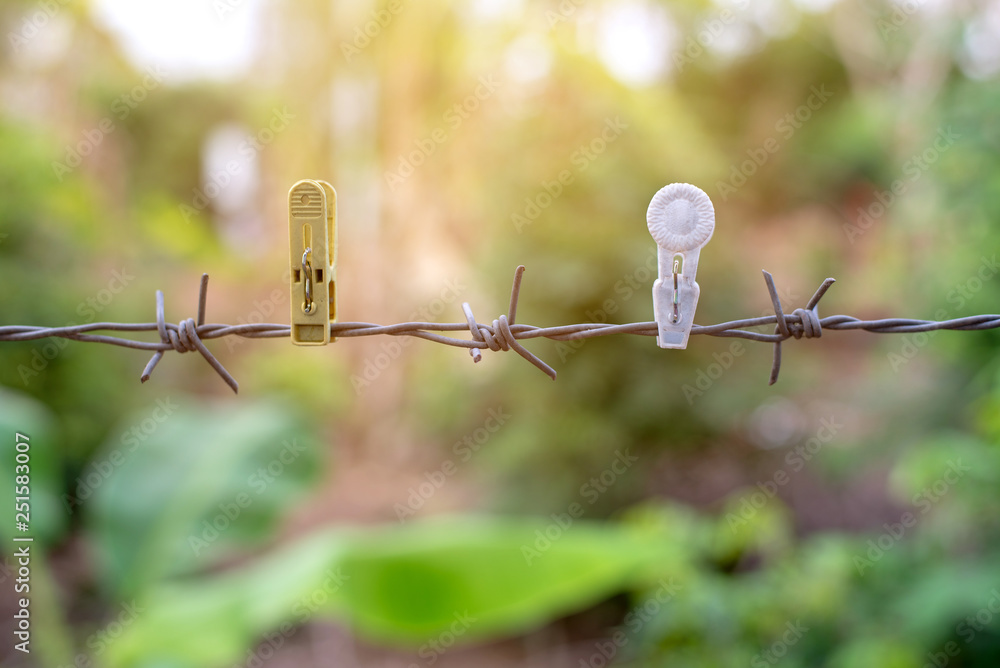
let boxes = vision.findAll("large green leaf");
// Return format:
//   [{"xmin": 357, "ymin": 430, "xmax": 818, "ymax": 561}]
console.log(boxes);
[
  {"xmin": 103, "ymin": 516, "xmax": 687, "ymax": 668},
  {"xmin": 86, "ymin": 398, "xmax": 322, "ymax": 597},
  {"xmin": 332, "ymin": 516, "xmax": 680, "ymax": 643}
]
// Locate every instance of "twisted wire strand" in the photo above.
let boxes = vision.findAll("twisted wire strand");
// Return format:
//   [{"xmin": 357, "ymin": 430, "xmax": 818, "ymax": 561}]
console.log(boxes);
[{"xmin": 1, "ymin": 267, "xmax": 998, "ymax": 393}]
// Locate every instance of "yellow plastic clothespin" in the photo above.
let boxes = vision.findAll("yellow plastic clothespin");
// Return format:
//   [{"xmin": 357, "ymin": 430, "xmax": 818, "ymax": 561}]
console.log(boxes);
[{"xmin": 288, "ymin": 180, "xmax": 337, "ymax": 346}]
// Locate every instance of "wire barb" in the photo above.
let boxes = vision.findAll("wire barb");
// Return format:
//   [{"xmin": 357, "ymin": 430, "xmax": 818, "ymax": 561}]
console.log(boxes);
[
  {"xmin": 462, "ymin": 266, "xmax": 556, "ymax": 379},
  {"xmin": 762, "ymin": 271, "xmax": 836, "ymax": 385},
  {"xmin": 2, "ymin": 267, "xmax": 999, "ymax": 391},
  {"xmin": 139, "ymin": 274, "xmax": 239, "ymax": 394}
]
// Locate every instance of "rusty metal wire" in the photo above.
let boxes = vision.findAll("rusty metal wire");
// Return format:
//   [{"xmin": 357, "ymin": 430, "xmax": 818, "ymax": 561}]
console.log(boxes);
[{"xmin": 2, "ymin": 267, "xmax": 999, "ymax": 393}]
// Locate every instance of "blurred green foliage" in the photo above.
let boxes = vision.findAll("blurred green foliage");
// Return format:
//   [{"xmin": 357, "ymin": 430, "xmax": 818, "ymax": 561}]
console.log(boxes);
[
  {"xmin": 2, "ymin": 0, "xmax": 1000, "ymax": 667},
  {"xmin": 103, "ymin": 517, "xmax": 684, "ymax": 666},
  {"xmin": 87, "ymin": 400, "xmax": 322, "ymax": 597}
]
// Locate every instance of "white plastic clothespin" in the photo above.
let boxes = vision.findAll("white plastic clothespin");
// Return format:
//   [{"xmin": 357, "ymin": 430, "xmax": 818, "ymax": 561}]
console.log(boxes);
[{"xmin": 647, "ymin": 183, "xmax": 715, "ymax": 349}]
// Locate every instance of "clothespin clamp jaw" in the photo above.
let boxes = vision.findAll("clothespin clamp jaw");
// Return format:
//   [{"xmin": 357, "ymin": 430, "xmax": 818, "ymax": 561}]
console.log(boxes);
[
  {"xmin": 647, "ymin": 183, "xmax": 715, "ymax": 349},
  {"xmin": 288, "ymin": 180, "xmax": 337, "ymax": 346}
]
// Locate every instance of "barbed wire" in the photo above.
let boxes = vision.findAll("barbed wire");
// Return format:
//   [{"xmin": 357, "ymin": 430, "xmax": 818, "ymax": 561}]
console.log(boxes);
[{"xmin": 2, "ymin": 267, "xmax": 998, "ymax": 393}]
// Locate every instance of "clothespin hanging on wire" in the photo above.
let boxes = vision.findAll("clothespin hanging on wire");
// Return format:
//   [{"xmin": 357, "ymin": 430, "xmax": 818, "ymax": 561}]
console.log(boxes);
[
  {"xmin": 288, "ymin": 180, "xmax": 337, "ymax": 345},
  {"xmin": 647, "ymin": 183, "xmax": 715, "ymax": 349}
]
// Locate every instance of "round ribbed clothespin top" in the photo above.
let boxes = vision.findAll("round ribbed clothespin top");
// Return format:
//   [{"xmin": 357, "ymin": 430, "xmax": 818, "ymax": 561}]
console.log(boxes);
[{"xmin": 646, "ymin": 183, "xmax": 715, "ymax": 252}]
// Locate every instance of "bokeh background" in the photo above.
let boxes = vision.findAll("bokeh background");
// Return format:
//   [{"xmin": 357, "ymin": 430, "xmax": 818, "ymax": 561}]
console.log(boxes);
[{"xmin": 2, "ymin": 0, "xmax": 1000, "ymax": 666}]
